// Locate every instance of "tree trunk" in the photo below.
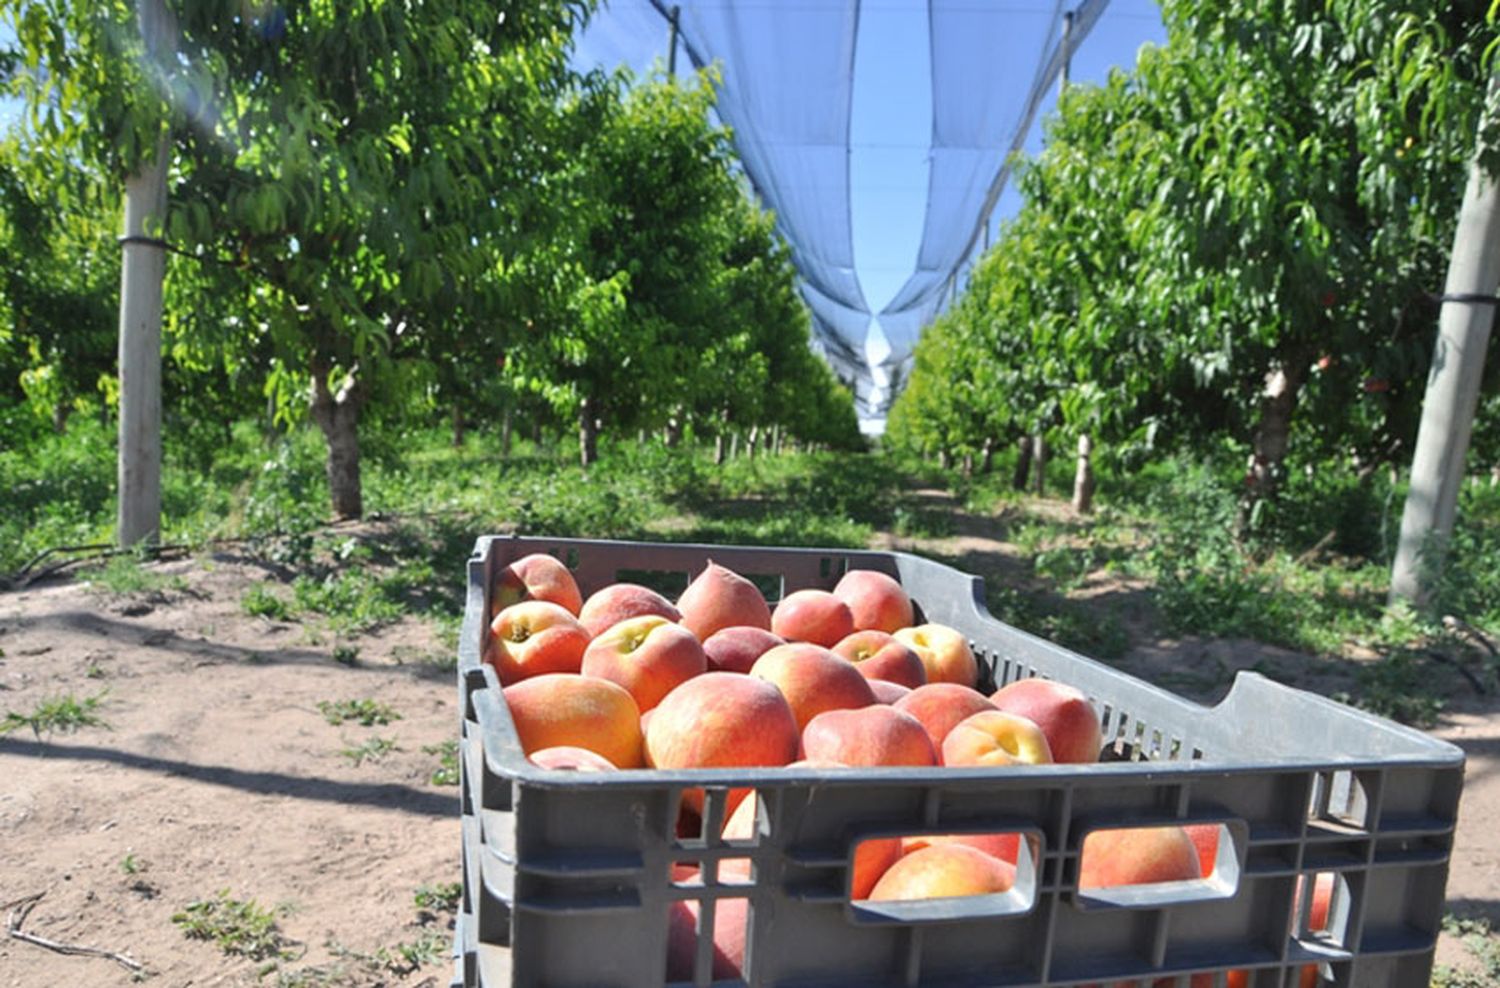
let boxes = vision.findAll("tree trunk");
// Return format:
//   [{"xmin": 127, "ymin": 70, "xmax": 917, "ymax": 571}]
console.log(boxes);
[
  {"xmin": 1013, "ymin": 436, "xmax": 1033, "ymax": 491},
  {"xmin": 665, "ymin": 410, "xmax": 683, "ymax": 447},
  {"xmin": 309, "ymin": 362, "xmax": 367, "ymax": 520},
  {"xmin": 772, "ymin": 425, "xmax": 783, "ymax": 456},
  {"xmin": 1072, "ymin": 433, "xmax": 1096, "ymax": 515},
  {"xmin": 451, "ymin": 405, "xmax": 465, "ymax": 447},
  {"xmin": 980, "ymin": 436, "xmax": 995, "ymax": 475},
  {"xmin": 730, "ymin": 432, "xmax": 740, "ymax": 459},
  {"xmin": 938, "ymin": 449, "xmax": 951, "ymax": 470},
  {"xmin": 500, "ymin": 403, "xmax": 513, "ymax": 458},
  {"xmin": 715, "ymin": 431, "xmax": 727, "ymax": 465},
  {"xmin": 746, "ymin": 425, "xmax": 760, "ymax": 460},
  {"xmin": 52, "ymin": 402, "xmax": 71, "ymax": 434},
  {"xmin": 1033, "ymin": 433, "xmax": 1047, "ymax": 496},
  {"xmin": 578, "ymin": 395, "xmax": 598, "ymax": 469},
  {"xmin": 1245, "ymin": 359, "xmax": 1307, "ymax": 505},
  {"xmin": 962, "ymin": 453, "xmax": 974, "ymax": 478}
]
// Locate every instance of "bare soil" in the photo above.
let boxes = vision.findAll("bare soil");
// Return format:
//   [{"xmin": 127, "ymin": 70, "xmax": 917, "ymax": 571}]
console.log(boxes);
[{"xmin": 2, "ymin": 503, "xmax": 1497, "ymax": 985}]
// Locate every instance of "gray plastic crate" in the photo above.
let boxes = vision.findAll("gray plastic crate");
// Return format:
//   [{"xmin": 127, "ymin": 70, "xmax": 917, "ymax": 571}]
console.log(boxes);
[{"xmin": 455, "ymin": 535, "xmax": 1463, "ymax": 987}]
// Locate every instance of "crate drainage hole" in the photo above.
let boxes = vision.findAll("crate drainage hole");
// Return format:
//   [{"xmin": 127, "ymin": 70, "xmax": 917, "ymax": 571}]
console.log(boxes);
[{"xmin": 851, "ymin": 831, "xmax": 1037, "ymax": 920}]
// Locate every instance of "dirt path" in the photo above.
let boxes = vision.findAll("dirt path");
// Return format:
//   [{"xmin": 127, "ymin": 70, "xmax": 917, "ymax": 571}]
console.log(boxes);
[{"xmin": 0, "ymin": 554, "xmax": 460, "ymax": 987}]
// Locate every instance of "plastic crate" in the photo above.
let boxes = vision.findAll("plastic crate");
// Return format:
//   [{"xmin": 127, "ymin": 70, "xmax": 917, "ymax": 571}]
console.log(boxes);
[{"xmin": 454, "ymin": 535, "xmax": 1464, "ymax": 987}]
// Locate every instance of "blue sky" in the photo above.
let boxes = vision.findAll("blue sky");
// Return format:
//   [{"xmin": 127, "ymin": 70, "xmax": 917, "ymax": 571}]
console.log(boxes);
[{"xmin": 851, "ymin": 1, "xmax": 1169, "ymax": 318}]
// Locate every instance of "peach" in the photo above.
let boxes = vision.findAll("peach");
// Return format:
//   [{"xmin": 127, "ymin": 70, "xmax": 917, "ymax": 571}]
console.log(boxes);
[
  {"xmin": 646, "ymin": 673, "xmax": 800, "ymax": 815},
  {"xmin": 893, "ymin": 623, "xmax": 979, "ymax": 687},
  {"xmin": 869, "ymin": 680, "xmax": 912, "ymax": 704},
  {"xmin": 666, "ymin": 900, "xmax": 742, "ymax": 981},
  {"xmin": 900, "ymin": 832, "xmax": 1021, "ymax": 867},
  {"xmin": 942, "ymin": 710, "xmax": 1053, "ymax": 767},
  {"xmin": 771, "ymin": 589, "xmax": 854, "ymax": 647},
  {"xmin": 676, "ymin": 561, "xmax": 772, "ymax": 639},
  {"xmin": 894, "ymin": 683, "xmax": 997, "ymax": 755},
  {"xmin": 581, "ymin": 615, "xmax": 706, "ymax": 713},
  {"xmin": 1079, "ymin": 825, "xmax": 1202, "ymax": 890},
  {"xmin": 802, "ymin": 706, "xmax": 938, "ymax": 767},
  {"xmin": 1183, "ymin": 823, "xmax": 1221, "ymax": 878},
  {"xmin": 832, "ymin": 568, "xmax": 914, "ymax": 634},
  {"xmin": 702, "ymin": 626, "xmax": 785, "ymax": 674},
  {"xmin": 528, "ymin": 746, "xmax": 617, "ymax": 772},
  {"xmin": 991, "ymin": 678, "xmax": 1103, "ymax": 764},
  {"xmin": 488, "ymin": 600, "xmax": 591, "ymax": 685},
  {"xmin": 493, "ymin": 552, "xmax": 583, "ymax": 615},
  {"xmin": 748, "ymin": 643, "xmax": 876, "ymax": 732},
  {"xmin": 868, "ymin": 843, "xmax": 1016, "ymax": 901},
  {"xmin": 578, "ymin": 583, "xmax": 682, "ymax": 638},
  {"xmin": 832, "ymin": 630, "xmax": 927, "ymax": 689},
  {"xmin": 502, "ymin": 674, "xmax": 643, "ymax": 768}
]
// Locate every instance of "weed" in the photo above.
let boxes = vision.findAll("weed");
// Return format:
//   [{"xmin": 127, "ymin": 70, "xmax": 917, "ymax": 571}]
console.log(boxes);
[
  {"xmin": 316, "ymin": 698, "xmax": 401, "ymax": 727},
  {"xmin": 375, "ymin": 929, "xmax": 448, "ymax": 974},
  {"xmin": 120, "ymin": 853, "xmax": 142, "ymax": 875},
  {"xmin": 331, "ymin": 644, "xmax": 360, "ymax": 667},
  {"xmin": 1, "ymin": 690, "xmax": 110, "ymax": 739},
  {"xmin": 1432, "ymin": 915, "xmax": 1500, "ymax": 987},
  {"xmin": 86, "ymin": 552, "xmax": 186, "ymax": 595},
  {"xmin": 171, "ymin": 890, "xmax": 298, "ymax": 961},
  {"xmin": 242, "ymin": 584, "xmax": 292, "ymax": 621},
  {"xmin": 293, "ymin": 571, "xmax": 405, "ymax": 635},
  {"xmin": 424, "ymin": 739, "xmax": 459, "ymax": 786},
  {"xmin": 413, "ymin": 882, "xmax": 462, "ymax": 915},
  {"xmin": 340, "ymin": 736, "xmax": 399, "ymax": 766},
  {"xmin": 85, "ymin": 662, "xmax": 106, "ymax": 679}
]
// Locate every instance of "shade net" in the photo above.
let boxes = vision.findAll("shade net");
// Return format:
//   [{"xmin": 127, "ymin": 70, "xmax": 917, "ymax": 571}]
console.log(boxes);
[
  {"xmin": 876, "ymin": 0, "xmax": 1110, "ymax": 372},
  {"xmin": 572, "ymin": 0, "xmax": 874, "ymax": 396}
]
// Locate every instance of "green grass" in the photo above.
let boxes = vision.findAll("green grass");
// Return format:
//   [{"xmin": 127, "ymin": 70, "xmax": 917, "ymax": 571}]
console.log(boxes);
[
  {"xmin": 316, "ymin": 699, "xmax": 401, "ymax": 727},
  {"xmin": 171, "ymin": 891, "xmax": 298, "ymax": 961},
  {"xmin": 85, "ymin": 553, "xmax": 187, "ymax": 595},
  {"xmin": 1, "ymin": 690, "xmax": 110, "ymax": 739},
  {"xmin": 374, "ymin": 930, "xmax": 448, "ymax": 974},
  {"xmin": 339, "ymin": 736, "xmax": 399, "ymax": 766},
  {"xmin": 1432, "ymin": 915, "xmax": 1500, "ymax": 987}
]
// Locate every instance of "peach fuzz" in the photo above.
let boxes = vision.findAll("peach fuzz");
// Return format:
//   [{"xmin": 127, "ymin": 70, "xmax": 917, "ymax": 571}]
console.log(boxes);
[
  {"xmin": 900, "ymin": 832, "xmax": 1021, "ymax": 867},
  {"xmin": 645, "ymin": 673, "xmax": 800, "ymax": 815},
  {"xmin": 893, "ymin": 623, "xmax": 979, "ymax": 688},
  {"xmin": 832, "ymin": 568, "xmax": 914, "ymax": 634},
  {"xmin": 771, "ymin": 589, "xmax": 855, "ymax": 647},
  {"xmin": 869, "ymin": 679, "xmax": 913, "ymax": 705},
  {"xmin": 748, "ymin": 643, "xmax": 876, "ymax": 732},
  {"xmin": 893, "ymin": 683, "xmax": 997, "ymax": 755},
  {"xmin": 1079, "ymin": 825, "xmax": 1202, "ymax": 890},
  {"xmin": 868, "ymin": 843, "xmax": 1016, "ymax": 901},
  {"xmin": 941, "ymin": 710, "xmax": 1053, "ymax": 768},
  {"xmin": 676, "ymin": 561, "xmax": 772, "ymax": 639},
  {"xmin": 991, "ymin": 677, "xmax": 1103, "ymax": 764},
  {"xmin": 492, "ymin": 552, "xmax": 583, "ymax": 615},
  {"xmin": 832, "ymin": 630, "xmax": 927, "ymax": 689},
  {"xmin": 581, "ymin": 615, "xmax": 706, "ymax": 713},
  {"xmin": 702, "ymin": 625, "xmax": 785, "ymax": 674},
  {"xmin": 487, "ymin": 600, "xmax": 591, "ymax": 685},
  {"xmin": 801, "ymin": 706, "xmax": 937, "ymax": 768},
  {"xmin": 528, "ymin": 746, "xmax": 617, "ymax": 772},
  {"xmin": 502, "ymin": 674, "xmax": 643, "ymax": 769},
  {"xmin": 577, "ymin": 583, "xmax": 681, "ymax": 638}
]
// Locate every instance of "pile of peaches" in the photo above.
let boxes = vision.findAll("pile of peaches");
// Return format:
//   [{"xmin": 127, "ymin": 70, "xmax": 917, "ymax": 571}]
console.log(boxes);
[{"xmin": 483, "ymin": 555, "xmax": 1328, "ymax": 987}]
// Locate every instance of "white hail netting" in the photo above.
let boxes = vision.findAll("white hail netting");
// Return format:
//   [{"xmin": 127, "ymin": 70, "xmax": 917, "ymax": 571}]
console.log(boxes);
[{"xmin": 571, "ymin": 0, "xmax": 1110, "ymax": 416}]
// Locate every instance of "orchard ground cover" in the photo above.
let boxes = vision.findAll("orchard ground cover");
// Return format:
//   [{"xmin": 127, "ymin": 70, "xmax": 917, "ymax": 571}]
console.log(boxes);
[{"xmin": 1, "ymin": 427, "xmax": 1498, "ymax": 983}]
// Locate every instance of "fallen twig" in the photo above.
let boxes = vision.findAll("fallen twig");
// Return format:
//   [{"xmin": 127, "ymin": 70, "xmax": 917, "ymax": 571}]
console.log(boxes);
[
  {"xmin": 6, "ymin": 888, "xmax": 144, "ymax": 973},
  {"xmin": 1442, "ymin": 615, "xmax": 1500, "ymax": 659},
  {"xmin": 1294, "ymin": 528, "xmax": 1338, "ymax": 566}
]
